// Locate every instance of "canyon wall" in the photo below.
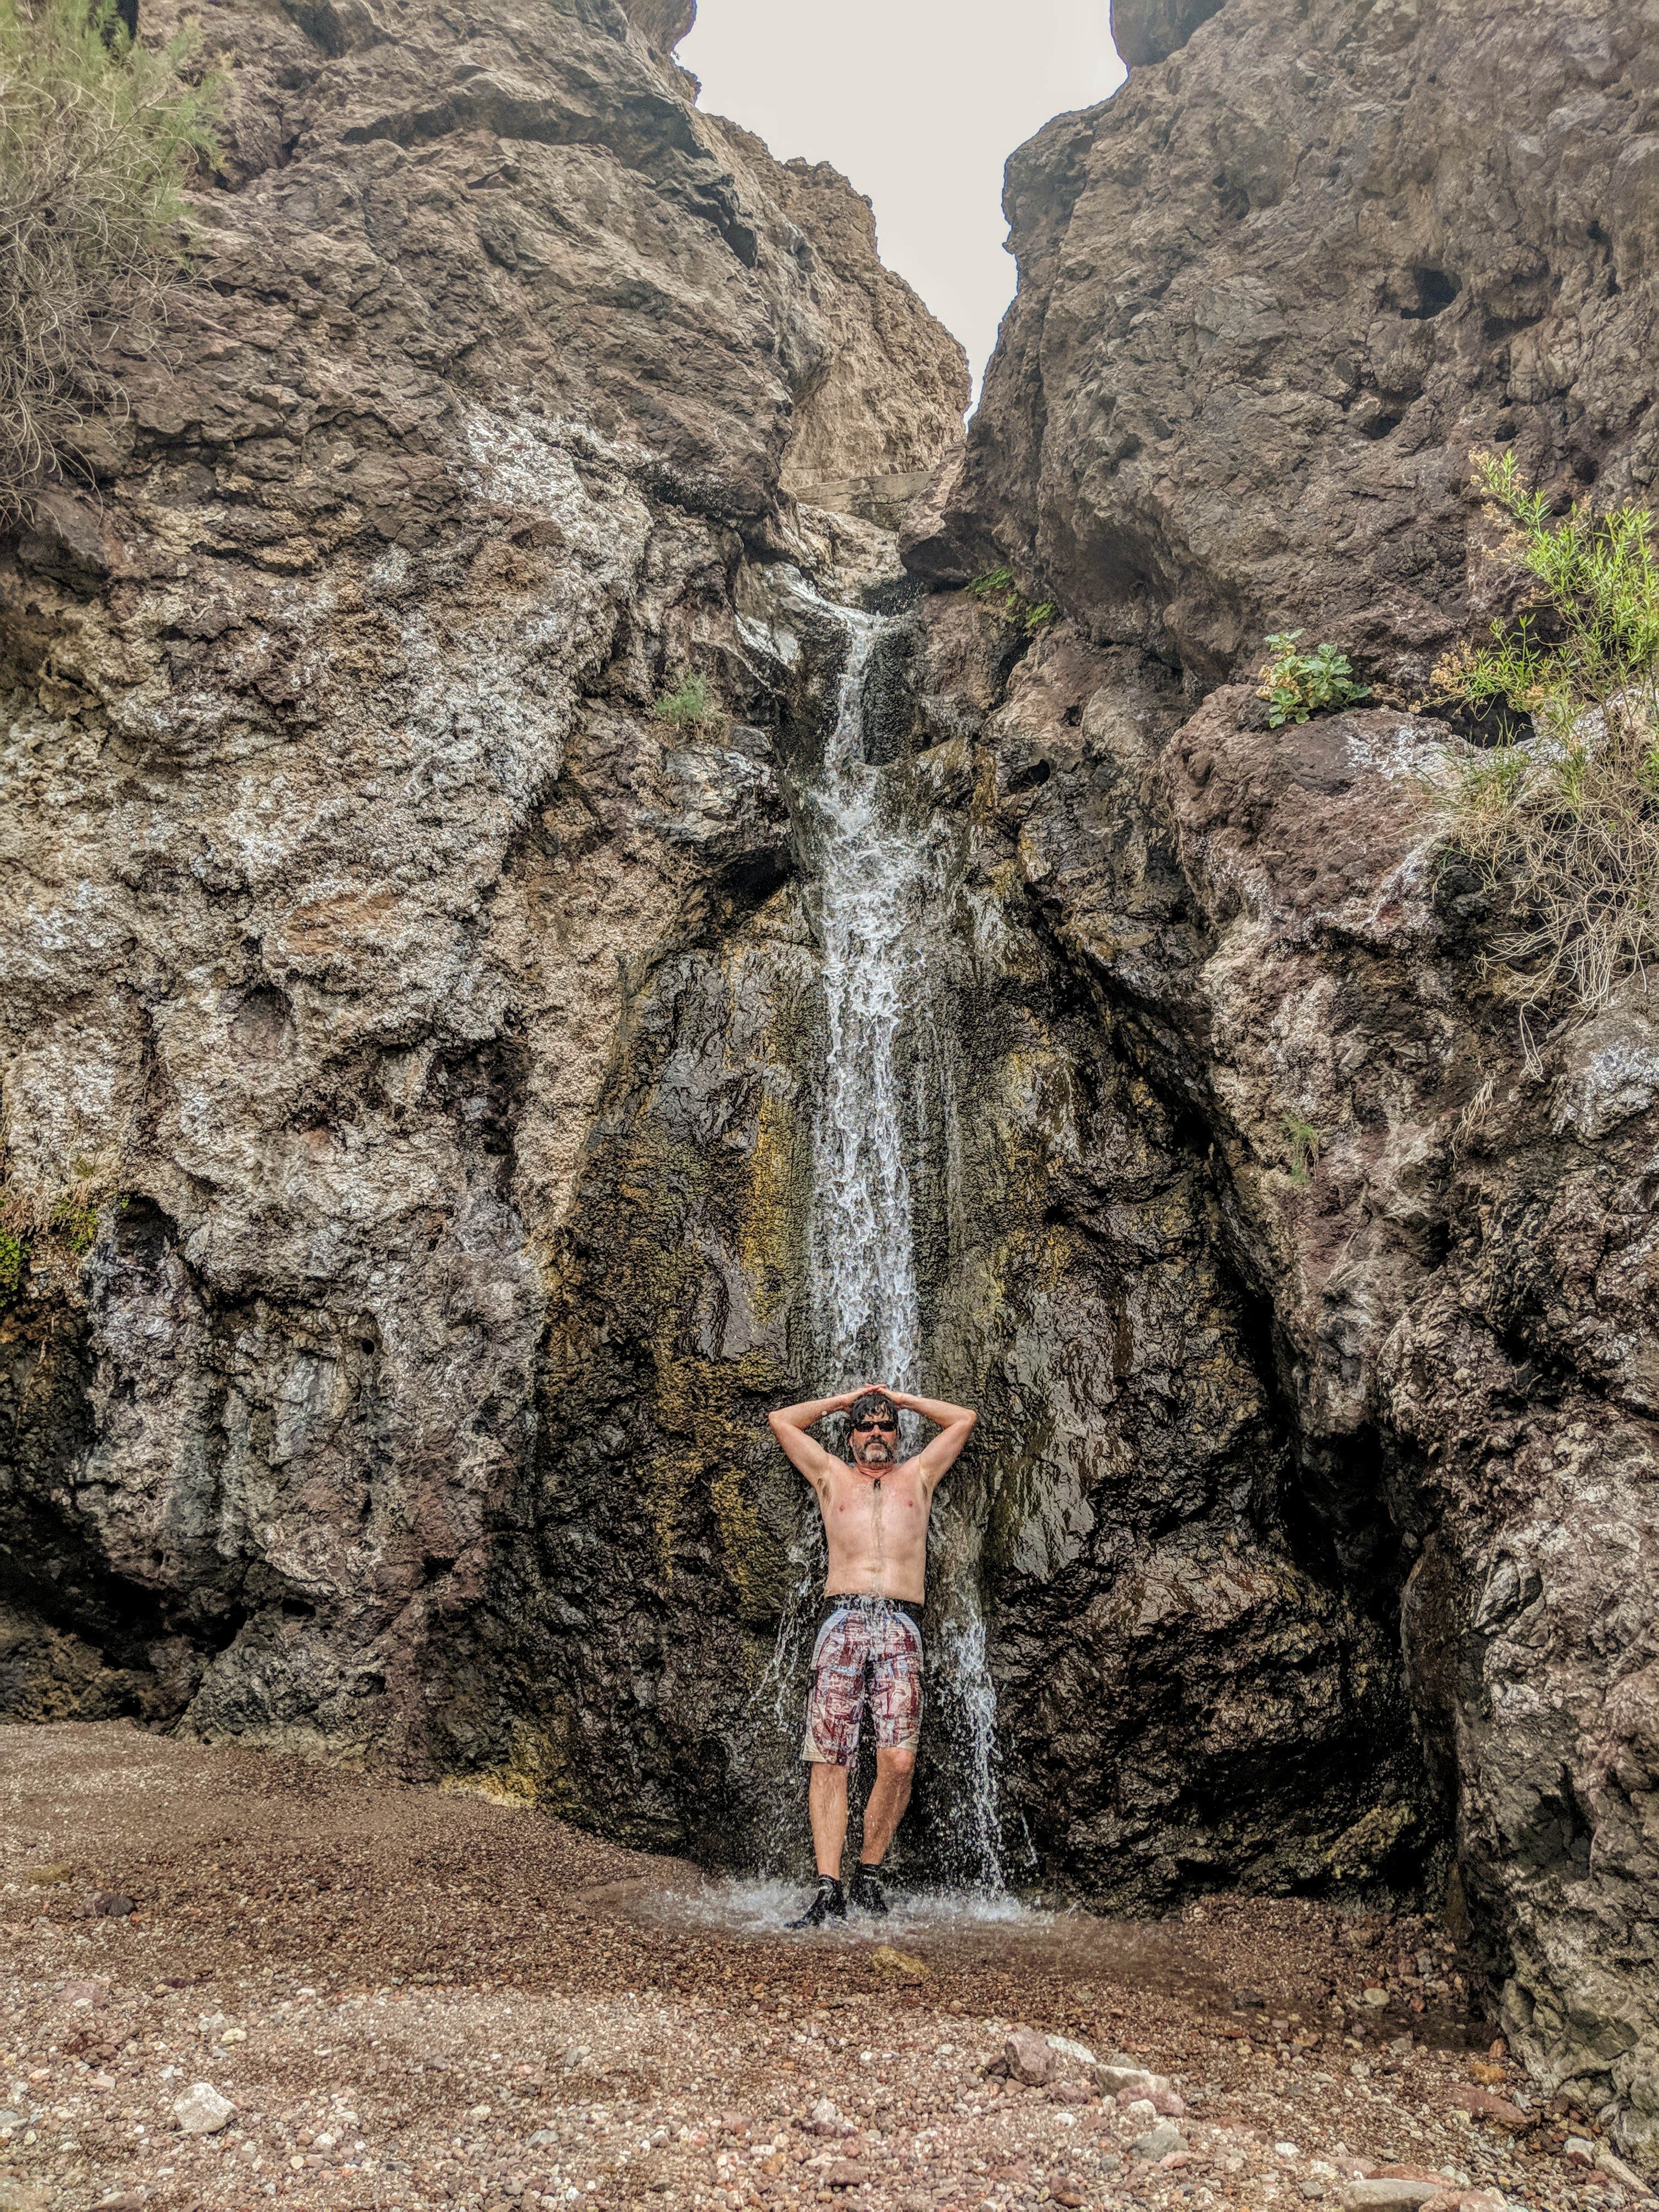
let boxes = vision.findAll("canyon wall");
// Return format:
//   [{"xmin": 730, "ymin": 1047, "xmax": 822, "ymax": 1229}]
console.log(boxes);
[
  {"xmin": 0, "ymin": 0, "xmax": 963, "ymax": 1753},
  {"xmin": 6, "ymin": 0, "xmax": 1659, "ymax": 2170},
  {"xmin": 903, "ymin": 0, "xmax": 1659, "ymax": 2159}
]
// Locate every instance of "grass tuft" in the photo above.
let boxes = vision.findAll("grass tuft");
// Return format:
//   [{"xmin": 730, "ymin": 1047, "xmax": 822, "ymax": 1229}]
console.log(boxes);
[
  {"xmin": 0, "ymin": 0, "xmax": 218, "ymax": 523},
  {"xmin": 652, "ymin": 673, "xmax": 716, "ymax": 729}
]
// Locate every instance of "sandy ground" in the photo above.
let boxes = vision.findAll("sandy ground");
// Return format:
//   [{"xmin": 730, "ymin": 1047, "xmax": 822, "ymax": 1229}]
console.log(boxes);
[{"xmin": 0, "ymin": 1723, "xmax": 1642, "ymax": 2212}]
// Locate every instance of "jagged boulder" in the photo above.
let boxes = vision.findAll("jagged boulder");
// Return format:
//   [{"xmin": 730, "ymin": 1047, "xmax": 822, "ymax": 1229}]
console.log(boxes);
[
  {"xmin": 1110, "ymin": 0, "xmax": 1224, "ymax": 67},
  {"xmin": 911, "ymin": 0, "xmax": 1656, "ymax": 686}
]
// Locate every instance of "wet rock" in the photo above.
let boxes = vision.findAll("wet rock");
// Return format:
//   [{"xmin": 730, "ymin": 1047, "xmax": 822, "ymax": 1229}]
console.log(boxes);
[{"xmin": 868, "ymin": 1943, "xmax": 928, "ymax": 1979}]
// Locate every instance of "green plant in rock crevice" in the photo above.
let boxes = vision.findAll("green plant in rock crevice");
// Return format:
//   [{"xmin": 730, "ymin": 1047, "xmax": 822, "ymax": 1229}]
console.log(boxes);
[
  {"xmin": 0, "ymin": 1153, "xmax": 125, "ymax": 1306},
  {"xmin": 1434, "ymin": 448, "xmax": 1659, "ymax": 1023},
  {"xmin": 1281, "ymin": 1113, "xmax": 1321, "ymax": 1187},
  {"xmin": 967, "ymin": 566, "xmax": 1059, "ymax": 636},
  {"xmin": 651, "ymin": 671, "xmax": 724, "ymax": 731},
  {"xmin": 1256, "ymin": 631, "xmax": 1371, "ymax": 727},
  {"xmin": 0, "ymin": 0, "xmax": 218, "ymax": 523}
]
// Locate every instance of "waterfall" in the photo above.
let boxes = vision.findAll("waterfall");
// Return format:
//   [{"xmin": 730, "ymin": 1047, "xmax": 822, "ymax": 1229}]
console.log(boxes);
[
  {"xmin": 806, "ymin": 610, "xmax": 923, "ymax": 1400},
  {"xmin": 768, "ymin": 588, "xmax": 1005, "ymax": 1895}
]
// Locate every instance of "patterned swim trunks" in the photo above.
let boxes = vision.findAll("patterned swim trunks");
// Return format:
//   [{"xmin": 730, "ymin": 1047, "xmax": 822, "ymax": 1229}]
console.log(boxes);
[{"xmin": 802, "ymin": 1596, "xmax": 925, "ymax": 1768}]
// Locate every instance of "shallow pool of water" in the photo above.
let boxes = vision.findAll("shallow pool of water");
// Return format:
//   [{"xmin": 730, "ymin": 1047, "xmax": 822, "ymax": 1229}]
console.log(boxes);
[{"xmin": 596, "ymin": 1870, "xmax": 1225, "ymax": 2000}]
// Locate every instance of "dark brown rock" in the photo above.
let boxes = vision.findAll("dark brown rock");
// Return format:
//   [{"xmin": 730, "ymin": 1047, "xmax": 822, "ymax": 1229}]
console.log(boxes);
[
  {"xmin": 910, "ymin": 0, "xmax": 1657, "ymax": 689},
  {"xmin": 1110, "ymin": 0, "xmax": 1224, "ymax": 68}
]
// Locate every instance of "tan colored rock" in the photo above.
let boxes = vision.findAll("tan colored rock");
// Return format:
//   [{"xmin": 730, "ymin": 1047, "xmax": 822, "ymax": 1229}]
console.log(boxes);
[
  {"xmin": 1005, "ymin": 2027, "xmax": 1056, "ymax": 2085},
  {"xmin": 1447, "ymin": 2086, "xmax": 1529, "ymax": 2131}
]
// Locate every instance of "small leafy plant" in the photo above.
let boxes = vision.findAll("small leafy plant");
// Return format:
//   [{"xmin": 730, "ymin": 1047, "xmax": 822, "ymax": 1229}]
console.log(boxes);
[
  {"xmin": 1256, "ymin": 633, "xmax": 1372, "ymax": 727},
  {"xmin": 652, "ymin": 673, "xmax": 715, "ymax": 729},
  {"xmin": 1, "ymin": 0, "xmax": 219, "ymax": 521},
  {"xmin": 968, "ymin": 567, "xmax": 1059, "ymax": 635},
  {"xmin": 1434, "ymin": 449, "xmax": 1659, "ymax": 1020},
  {"xmin": 1281, "ymin": 1113, "xmax": 1321, "ymax": 1187}
]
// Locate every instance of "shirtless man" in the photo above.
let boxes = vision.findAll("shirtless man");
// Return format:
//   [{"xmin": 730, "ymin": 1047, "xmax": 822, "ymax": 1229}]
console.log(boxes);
[{"xmin": 767, "ymin": 1382, "xmax": 979, "ymax": 1926}]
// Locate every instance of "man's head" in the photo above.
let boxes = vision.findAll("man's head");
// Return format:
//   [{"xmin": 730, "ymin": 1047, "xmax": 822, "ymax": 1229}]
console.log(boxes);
[{"xmin": 847, "ymin": 1389, "xmax": 899, "ymax": 1468}]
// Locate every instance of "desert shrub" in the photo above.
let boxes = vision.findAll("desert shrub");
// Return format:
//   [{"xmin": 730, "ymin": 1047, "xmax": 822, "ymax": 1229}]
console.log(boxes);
[
  {"xmin": 652, "ymin": 672, "xmax": 716, "ymax": 729},
  {"xmin": 1256, "ymin": 631, "xmax": 1370, "ymax": 727},
  {"xmin": 1434, "ymin": 450, "xmax": 1659, "ymax": 1020},
  {"xmin": 967, "ymin": 566, "xmax": 1058, "ymax": 635},
  {"xmin": 0, "ymin": 0, "xmax": 216, "ymax": 523}
]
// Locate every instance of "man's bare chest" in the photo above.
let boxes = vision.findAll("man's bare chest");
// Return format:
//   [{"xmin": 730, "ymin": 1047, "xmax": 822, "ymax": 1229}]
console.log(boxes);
[{"xmin": 821, "ymin": 1470, "xmax": 929, "ymax": 1534}]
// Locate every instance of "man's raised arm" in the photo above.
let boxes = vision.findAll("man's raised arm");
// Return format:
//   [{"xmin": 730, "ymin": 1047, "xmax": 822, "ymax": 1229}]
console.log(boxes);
[
  {"xmin": 888, "ymin": 1387, "xmax": 978, "ymax": 1488},
  {"xmin": 768, "ymin": 1390, "xmax": 857, "ymax": 1487}
]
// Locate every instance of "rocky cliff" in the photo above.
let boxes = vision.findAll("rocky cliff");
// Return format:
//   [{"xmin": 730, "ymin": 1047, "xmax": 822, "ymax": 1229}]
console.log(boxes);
[
  {"xmin": 910, "ymin": 0, "xmax": 1656, "ymax": 684},
  {"xmin": 900, "ymin": 0, "xmax": 1659, "ymax": 2163},
  {"xmin": 0, "ymin": 0, "xmax": 963, "ymax": 1748},
  {"xmin": 6, "ymin": 0, "xmax": 1659, "ymax": 2174}
]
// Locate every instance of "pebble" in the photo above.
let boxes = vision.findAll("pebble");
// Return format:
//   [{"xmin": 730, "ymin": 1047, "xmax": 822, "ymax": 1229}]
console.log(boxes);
[{"xmin": 172, "ymin": 2081, "xmax": 236, "ymax": 2135}]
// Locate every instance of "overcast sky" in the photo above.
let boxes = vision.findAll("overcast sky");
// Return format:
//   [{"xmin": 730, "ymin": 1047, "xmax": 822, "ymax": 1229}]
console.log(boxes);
[{"xmin": 680, "ymin": 0, "xmax": 1126, "ymax": 402}]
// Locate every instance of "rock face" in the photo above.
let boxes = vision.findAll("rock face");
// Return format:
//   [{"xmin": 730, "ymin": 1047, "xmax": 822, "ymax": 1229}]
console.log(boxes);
[
  {"xmin": 909, "ymin": 0, "xmax": 1657, "ymax": 684},
  {"xmin": 1109, "ymin": 0, "xmax": 1224, "ymax": 68},
  {"xmin": 900, "ymin": 0, "xmax": 1659, "ymax": 2164},
  {"xmin": 0, "ymin": 0, "xmax": 963, "ymax": 1750}
]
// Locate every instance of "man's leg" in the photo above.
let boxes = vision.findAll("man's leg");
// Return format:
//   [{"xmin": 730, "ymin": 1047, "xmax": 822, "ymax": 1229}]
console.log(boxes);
[
  {"xmin": 858, "ymin": 1743, "xmax": 915, "ymax": 1867},
  {"xmin": 808, "ymin": 1759, "xmax": 850, "ymax": 1878}
]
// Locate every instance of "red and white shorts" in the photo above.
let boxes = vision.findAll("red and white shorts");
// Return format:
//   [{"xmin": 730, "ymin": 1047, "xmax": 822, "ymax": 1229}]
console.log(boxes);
[{"xmin": 802, "ymin": 1597, "xmax": 925, "ymax": 1768}]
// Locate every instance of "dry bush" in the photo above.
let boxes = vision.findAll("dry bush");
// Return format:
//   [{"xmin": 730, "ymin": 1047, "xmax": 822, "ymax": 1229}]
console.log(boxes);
[
  {"xmin": 0, "ymin": 0, "xmax": 216, "ymax": 524},
  {"xmin": 1435, "ymin": 451, "xmax": 1659, "ymax": 1026}
]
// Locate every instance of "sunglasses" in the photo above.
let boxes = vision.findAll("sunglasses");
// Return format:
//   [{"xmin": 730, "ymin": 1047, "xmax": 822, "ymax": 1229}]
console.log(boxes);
[{"xmin": 853, "ymin": 1418, "xmax": 898, "ymax": 1433}]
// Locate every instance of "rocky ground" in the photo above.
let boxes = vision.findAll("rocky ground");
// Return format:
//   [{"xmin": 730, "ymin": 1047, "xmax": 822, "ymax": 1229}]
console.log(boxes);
[{"xmin": 0, "ymin": 1726, "xmax": 1646, "ymax": 2212}]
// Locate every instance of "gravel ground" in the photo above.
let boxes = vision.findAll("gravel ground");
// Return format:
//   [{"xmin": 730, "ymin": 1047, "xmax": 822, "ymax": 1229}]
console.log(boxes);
[{"xmin": 0, "ymin": 1723, "xmax": 1644, "ymax": 2212}]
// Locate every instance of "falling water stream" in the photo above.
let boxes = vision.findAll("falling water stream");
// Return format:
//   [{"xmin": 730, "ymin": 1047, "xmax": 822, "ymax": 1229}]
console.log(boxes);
[{"xmin": 758, "ymin": 585, "xmax": 1006, "ymax": 1899}]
